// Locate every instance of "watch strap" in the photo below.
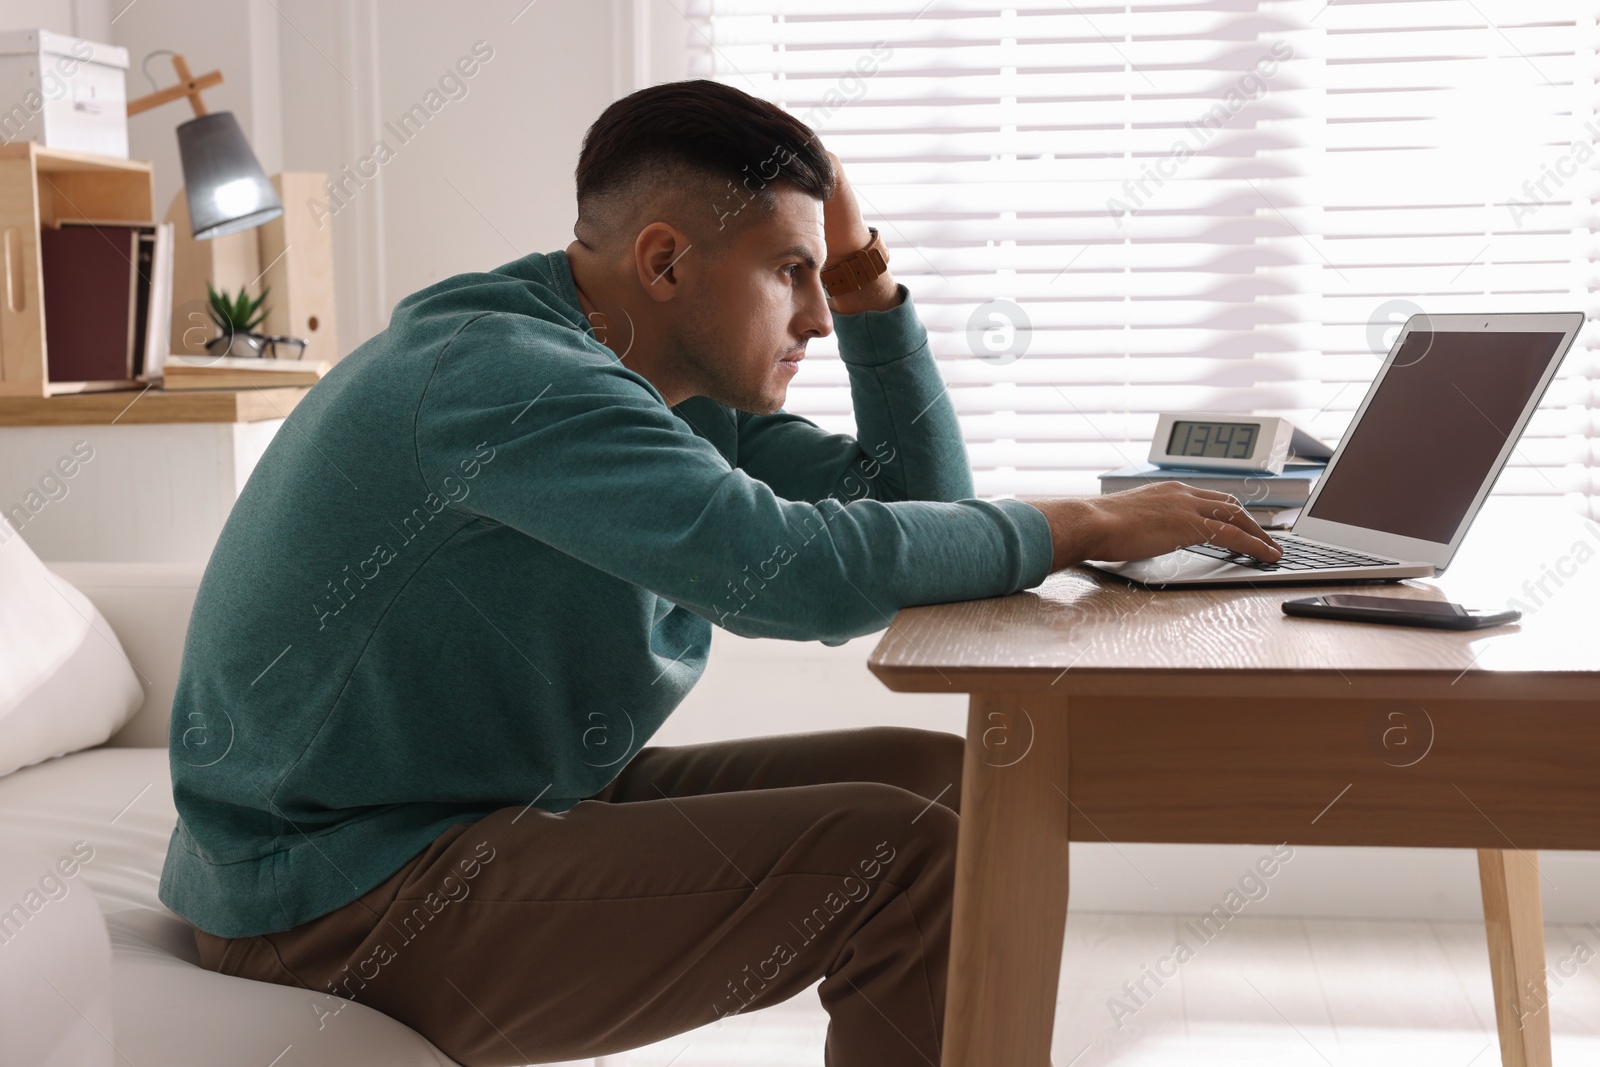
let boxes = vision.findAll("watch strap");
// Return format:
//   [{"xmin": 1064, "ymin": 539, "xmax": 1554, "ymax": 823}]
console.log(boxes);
[{"xmin": 821, "ymin": 227, "xmax": 889, "ymax": 297}]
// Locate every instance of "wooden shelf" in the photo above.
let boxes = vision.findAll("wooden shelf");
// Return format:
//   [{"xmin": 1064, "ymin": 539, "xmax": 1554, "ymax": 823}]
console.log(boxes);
[
  {"xmin": 2, "ymin": 142, "xmax": 152, "ymax": 174},
  {"xmin": 0, "ymin": 142, "xmax": 157, "ymax": 397},
  {"xmin": 0, "ymin": 384, "xmax": 311, "ymax": 425}
]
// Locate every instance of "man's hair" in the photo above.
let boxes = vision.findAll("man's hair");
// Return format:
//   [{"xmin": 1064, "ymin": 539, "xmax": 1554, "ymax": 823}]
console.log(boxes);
[{"xmin": 575, "ymin": 80, "xmax": 834, "ymax": 245}]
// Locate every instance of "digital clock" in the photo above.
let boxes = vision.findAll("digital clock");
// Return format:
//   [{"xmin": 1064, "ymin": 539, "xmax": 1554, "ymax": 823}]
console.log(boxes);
[{"xmin": 1147, "ymin": 412, "xmax": 1330, "ymax": 474}]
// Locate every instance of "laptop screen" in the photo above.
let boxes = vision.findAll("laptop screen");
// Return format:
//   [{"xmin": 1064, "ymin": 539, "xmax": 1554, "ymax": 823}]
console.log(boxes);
[{"xmin": 1305, "ymin": 330, "xmax": 1567, "ymax": 544}]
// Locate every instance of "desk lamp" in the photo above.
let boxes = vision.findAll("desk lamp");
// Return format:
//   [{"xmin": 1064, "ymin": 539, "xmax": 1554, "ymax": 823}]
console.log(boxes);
[{"xmin": 126, "ymin": 53, "xmax": 283, "ymax": 239}]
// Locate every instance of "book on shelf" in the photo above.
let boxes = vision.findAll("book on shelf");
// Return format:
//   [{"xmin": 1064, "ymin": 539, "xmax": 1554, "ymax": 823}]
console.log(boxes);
[
  {"xmin": 139, "ymin": 222, "xmax": 175, "ymax": 379},
  {"xmin": 1098, "ymin": 461, "xmax": 1324, "ymax": 506},
  {"xmin": 160, "ymin": 355, "xmax": 330, "ymax": 391},
  {"xmin": 129, "ymin": 229, "xmax": 151, "ymax": 380},
  {"xmin": 40, "ymin": 222, "xmax": 139, "ymax": 386}
]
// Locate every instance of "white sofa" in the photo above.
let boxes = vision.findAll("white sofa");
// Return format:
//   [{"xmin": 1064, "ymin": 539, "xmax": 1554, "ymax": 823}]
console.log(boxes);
[{"xmin": 0, "ymin": 562, "xmax": 606, "ymax": 1067}]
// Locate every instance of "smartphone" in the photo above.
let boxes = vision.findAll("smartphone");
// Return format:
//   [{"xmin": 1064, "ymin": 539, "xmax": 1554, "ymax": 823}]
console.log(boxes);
[{"xmin": 1282, "ymin": 594, "xmax": 1521, "ymax": 631}]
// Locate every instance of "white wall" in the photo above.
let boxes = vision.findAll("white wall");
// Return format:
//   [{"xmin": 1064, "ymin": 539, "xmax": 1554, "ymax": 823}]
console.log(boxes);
[
  {"xmin": 266, "ymin": 0, "xmax": 690, "ymax": 352},
  {"xmin": 0, "ymin": 0, "xmax": 103, "ymax": 38}
]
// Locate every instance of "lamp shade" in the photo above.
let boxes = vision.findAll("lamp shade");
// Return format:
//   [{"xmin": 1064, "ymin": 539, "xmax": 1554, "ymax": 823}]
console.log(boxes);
[{"xmin": 175, "ymin": 111, "xmax": 284, "ymax": 240}]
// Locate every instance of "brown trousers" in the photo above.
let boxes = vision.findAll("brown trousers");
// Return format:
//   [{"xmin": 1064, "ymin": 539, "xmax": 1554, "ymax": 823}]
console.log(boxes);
[{"xmin": 194, "ymin": 726, "xmax": 963, "ymax": 1066}]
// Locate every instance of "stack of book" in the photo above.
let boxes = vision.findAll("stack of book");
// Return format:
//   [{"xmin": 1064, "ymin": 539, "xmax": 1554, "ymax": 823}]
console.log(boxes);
[
  {"xmin": 40, "ymin": 219, "xmax": 174, "ymax": 389},
  {"xmin": 1098, "ymin": 461, "xmax": 1326, "ymax": 529},
  {"xmin": 161, "ymin": 355, "xmax": 330, "ymax": 391}
]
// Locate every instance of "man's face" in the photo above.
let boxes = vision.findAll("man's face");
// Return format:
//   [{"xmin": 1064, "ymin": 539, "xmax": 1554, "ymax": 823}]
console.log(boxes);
[{"xmin": 671, "ymin": 186, "xmax": 833, "ymax": 414}]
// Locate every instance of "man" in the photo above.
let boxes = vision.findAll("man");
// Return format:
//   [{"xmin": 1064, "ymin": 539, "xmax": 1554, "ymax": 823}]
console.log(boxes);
[{"xmin": 166, "ymin": 80, "xmax": 1278, "ymax": 1066}]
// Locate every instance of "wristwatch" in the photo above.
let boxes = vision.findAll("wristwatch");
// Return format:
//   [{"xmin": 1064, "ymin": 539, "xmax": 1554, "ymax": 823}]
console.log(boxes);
[{"xmin": 821, "ymin": 227, "xmax": 890, "ymax": 297}]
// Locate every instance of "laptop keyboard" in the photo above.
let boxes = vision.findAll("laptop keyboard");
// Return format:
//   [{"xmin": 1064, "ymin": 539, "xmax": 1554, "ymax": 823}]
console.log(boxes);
[{"xmin": 1184, "ymin": 535, "xmax": 1398, "ymax": 572}]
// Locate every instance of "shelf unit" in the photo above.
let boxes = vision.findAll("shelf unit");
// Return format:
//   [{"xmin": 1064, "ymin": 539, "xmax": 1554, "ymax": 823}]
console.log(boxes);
[{"xmin": 0, "ymin": 142, "xmax": 155, "ymax": 397}]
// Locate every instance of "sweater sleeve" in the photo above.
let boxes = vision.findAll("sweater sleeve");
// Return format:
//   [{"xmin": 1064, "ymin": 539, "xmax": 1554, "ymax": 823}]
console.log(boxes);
[
  {"xmin": 730, "ymin": 285, "xmax": 973, "ymax": 505},
  {"xmin": 415, "ymin": 312, "xmax": 1054, "ymax": 644}
]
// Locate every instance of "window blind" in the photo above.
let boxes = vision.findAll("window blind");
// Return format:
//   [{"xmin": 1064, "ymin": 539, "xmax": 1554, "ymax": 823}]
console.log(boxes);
[{"xmin": 686, "ymin": 0, "xmax": 1599, "ymax": 514}]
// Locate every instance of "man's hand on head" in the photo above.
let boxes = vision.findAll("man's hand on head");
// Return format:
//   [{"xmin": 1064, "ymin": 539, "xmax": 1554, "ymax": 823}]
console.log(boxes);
[
  {"xmin": 1021, "ymin": 483, "xmax": 1283, "ymax": 572},
  {"xmin": 821, "ymin": 150, "xmax": 901, "ymax": 315}
]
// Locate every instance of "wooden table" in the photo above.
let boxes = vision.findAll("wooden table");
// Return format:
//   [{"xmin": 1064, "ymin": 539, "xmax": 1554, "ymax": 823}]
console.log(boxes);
[{"xmin": 868, "ymin": 506, "xmax": 1600, "ymax": 1067}]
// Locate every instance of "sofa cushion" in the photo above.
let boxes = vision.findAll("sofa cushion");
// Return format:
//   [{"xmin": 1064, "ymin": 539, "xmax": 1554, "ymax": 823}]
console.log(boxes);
[
  {"xmin": 0, "ymin": 845, "xmax": 114, "ymax": 1067},
  {"xmin": 0, "ymin": 748, "xmax": 462, "ymax": 1066},
  {"xmin": 0, "ymin": 522, "xmax": 143, "ymax": 777}
]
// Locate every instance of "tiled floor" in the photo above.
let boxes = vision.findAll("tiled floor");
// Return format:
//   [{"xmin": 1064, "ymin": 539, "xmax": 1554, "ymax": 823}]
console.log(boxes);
[{"xmin": 611, "ymin": 912, "xmax": 1600, "ymax": 1066}]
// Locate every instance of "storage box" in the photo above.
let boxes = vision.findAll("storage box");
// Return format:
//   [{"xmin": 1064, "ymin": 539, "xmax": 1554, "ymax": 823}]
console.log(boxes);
[{"xmin": 0, "ymin": 30, "xmax": 129, "ymax": 159}]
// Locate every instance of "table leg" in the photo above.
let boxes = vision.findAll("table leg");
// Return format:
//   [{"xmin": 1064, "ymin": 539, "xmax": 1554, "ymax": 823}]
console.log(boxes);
[
  {"xmin": 1477, "ymin": 848, "xmax": 1552, "ymax": 1067},
  {"xmin": 941, "ymin": 692, "xmax": 1072, "ymax": 1067}
]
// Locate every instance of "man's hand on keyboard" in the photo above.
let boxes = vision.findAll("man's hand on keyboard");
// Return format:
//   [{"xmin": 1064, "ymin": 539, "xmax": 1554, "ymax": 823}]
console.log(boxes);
[{"xmin": 1022, "ymin": 482, "xmax": 1283, "ymax": 572}]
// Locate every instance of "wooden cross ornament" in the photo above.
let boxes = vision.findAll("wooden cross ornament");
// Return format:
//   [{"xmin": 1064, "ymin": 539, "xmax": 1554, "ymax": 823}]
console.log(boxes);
[{"xmin": 126, "ymin": 54, "xmax": 224, "ymax": 118}]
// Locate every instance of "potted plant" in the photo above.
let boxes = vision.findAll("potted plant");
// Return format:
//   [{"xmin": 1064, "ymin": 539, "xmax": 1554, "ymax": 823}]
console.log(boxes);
[{"xmin": 204, "ymin": 282, "xmax": 271, "ymax": 358}]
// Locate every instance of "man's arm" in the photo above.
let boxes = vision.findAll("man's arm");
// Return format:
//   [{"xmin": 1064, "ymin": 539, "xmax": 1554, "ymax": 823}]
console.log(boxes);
[
  {"xmin": 417, "ymin": 312, "xmax": 1054, "ymax": 646},
  {"xmin": 793, "ymin": 152, "xmax": 1282, "ymax": 567},
  {"xmin": 730, "ymin": 283, "xmax": 969, "ymax": 505},
  {"xmin": 1024, "ymin": 485, "xmax": 1282, "ymax": 567}
]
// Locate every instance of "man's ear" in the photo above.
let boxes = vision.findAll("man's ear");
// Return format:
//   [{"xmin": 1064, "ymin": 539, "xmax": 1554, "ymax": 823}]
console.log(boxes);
[{"xmin": 632, "ymin": 222, "xmax": 696, "ymax": 302}]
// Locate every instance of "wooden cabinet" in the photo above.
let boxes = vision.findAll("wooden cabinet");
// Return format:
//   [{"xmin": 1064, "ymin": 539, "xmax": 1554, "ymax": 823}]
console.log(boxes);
[
  {"xmin": 0, "ymin": 141, "xmax": 154, "ymax": 397},
  {"xmin": 0, "ymin": 386, "xmax": 311, "ymax": 563}
]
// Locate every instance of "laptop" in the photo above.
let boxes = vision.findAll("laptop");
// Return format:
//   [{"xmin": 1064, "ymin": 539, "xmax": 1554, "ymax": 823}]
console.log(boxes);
[{"xmin": 1090, "ymin": 311, "xmax": 1585, "ymax": 587}]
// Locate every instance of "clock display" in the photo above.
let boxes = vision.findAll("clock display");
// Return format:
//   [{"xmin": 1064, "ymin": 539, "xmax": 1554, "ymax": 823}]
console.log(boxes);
[{"xmin": 1167, "ymin": 420, "xmax": 1259, "ymax": 460}]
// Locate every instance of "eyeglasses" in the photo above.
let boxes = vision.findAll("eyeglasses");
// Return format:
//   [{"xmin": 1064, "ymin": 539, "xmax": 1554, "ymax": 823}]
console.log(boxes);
[
  {"xmin": 231, "ymin": 333, "xmax": 307, "ymax": 360},
  {"xmin": 264, "ymin": 335, "xmax": 306, "ymax": 360}
]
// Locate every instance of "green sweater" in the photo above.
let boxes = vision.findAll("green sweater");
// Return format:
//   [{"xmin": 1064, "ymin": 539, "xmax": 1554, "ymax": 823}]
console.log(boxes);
[{"xmin": 159, "ymin": 250, "xmax": 1053, "ymax": 937}]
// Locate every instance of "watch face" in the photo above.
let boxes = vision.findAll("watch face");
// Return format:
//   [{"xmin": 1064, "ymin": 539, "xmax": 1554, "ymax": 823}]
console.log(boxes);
[{"xmin": 1166, "ymin": 420, "xmax": 1260, "ymax": 460}]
